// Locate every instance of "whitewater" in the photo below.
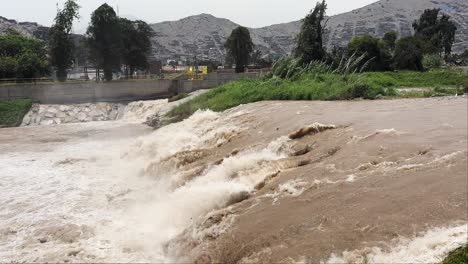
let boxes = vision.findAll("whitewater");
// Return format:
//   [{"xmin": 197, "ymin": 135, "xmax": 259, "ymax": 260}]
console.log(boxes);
[
  {"xmin": 1, "ymin": 97, "xmax": 467, "ymax": 263},
  {"xmin": 0, "ymin": 104, "xmax": 290, "ymax": 262}
]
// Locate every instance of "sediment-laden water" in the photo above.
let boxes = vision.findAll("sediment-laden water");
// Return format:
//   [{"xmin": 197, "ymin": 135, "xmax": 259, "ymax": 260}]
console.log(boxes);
[{"xmin": 1, "ymin": 97, "xmax": 467, "ymax": 263}]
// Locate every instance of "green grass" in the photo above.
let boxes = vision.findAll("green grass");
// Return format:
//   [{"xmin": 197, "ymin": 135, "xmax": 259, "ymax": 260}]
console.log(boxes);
[
  {"xmin": 442, "ymin": 245, "xmax": 467, "ymax": 264},
  {"xmin": 166, "ymin": 69, "xmax": 468, "ymax": 122},
  {"xmin": 360, "ymin": 70, "xmax": 466, "ymax": 88},
  {"xmin": 0, "ymin": 99, "xmax": 33, "ymax": 127}
]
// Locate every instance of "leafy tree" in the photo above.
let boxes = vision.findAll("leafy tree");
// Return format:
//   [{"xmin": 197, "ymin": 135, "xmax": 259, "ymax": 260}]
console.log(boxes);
[
  {"xmin": 294, "ymin": 0, "xmax": 327, "ymax": 64},
  {"xmin": 49, "ymin": 0, "xmax": 80, "ymax": 81},
  {"xmin": 348, "ymin": 35, "xmax": 391, "ymax": 71},
  {"xmin": 383, "ymin": 31, "xmax": 398, "ymax": 53},
  {"xmin": 0, "ymin": 34, "xmax": 49, "ymax": 79},
  {"xmin": 393, "ymin": 36, "xmax": 424, "ymax": 71},
  {"xmin": 412, "ymin": 8, "xmax": 457, "ymax": 56},
  {"xmin": 120, "ymin": 18, "xmax": 154, "ymax": 78},
  {"xmin": 225, "ymin": 26, "xmax": 254, "ymax": 73},
  {"xmin": 87, "ymin": 4, "xmax": 122, "ymax": 81}
]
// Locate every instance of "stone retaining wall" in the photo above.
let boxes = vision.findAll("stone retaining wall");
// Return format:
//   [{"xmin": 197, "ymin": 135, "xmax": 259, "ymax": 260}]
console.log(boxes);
[{"xmin": 22, "ymin": 103, "xmax": 127, "ymax": 126}]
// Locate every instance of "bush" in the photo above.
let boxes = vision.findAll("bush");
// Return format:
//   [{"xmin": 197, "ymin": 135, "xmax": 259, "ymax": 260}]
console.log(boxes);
[
  {"xmin": 348, "ymin": 35, "xmax": 392, "ymax": 71},
  {"xmin": 394, "ymin": 37, "xmax": 424, "ymax": 71},
  {"xmin": 345, "ymin": 84, "xmax": 385, "ymax": 100},
  {"xmin": 423, "ymin": 54, "xmax": 443, "ymax": 69}
]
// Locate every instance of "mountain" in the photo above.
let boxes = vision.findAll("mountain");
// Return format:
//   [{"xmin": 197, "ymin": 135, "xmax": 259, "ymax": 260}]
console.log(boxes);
[
  {"xmin": 148, "ymin": 14, "xmax": 300, "ymax": 62},
  {"xmin": 0, "ymin": 16, "xmax": 49, "ymax": 40},
  {"xmin": 1, "ymin": 0, "xmax": 467, "ymax": 62},
  {"xmin": 149, "ymin": 0, "xmax": 467, "ymax": 61},
  {"xmin": 323, "ymin": 0, "xmax": 467, "ymax": 52}
]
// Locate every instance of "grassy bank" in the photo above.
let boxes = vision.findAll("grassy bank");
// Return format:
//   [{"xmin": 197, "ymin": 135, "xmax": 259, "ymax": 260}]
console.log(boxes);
[
  {"xmin": 0, "ymin": 99, "xmax": 33, "ymax": 127},
  {"xmin": 442, "ymin": 245, "xmax": 467, "ymax": 264},
  {"xmin": 167, "ymin": 70, "xmax": 467, "ymax": 121}
]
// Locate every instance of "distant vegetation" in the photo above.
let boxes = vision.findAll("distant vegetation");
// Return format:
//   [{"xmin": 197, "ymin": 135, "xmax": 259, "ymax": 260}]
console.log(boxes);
[
  {"xmin": 0, "ymin": 99, "xmax": 33, "ymax": 127},
  {"xmin": 86, "ymin": 4, "xmax": 154, "ymax": 81},
  {"xmin": 225, "ymin": 26, "xmax": 254, "ymax": 73},
  {"xmin": 48, "ymin": 0, "xmax": 80, "ymax": 81},
  {"xmin": 0, "ymin": 32, "xmax": 49, "ymax": 80},
  {"xmin": 0, "ymin": 1, "xmax": 154, "ymax": 82},
  {"xmin": 167, "ymin": 1, "xmax": 466, "ymax": 122},
  {"xmin": 167, "ymin": 69, "xmax": 467, "ymax": 121}
]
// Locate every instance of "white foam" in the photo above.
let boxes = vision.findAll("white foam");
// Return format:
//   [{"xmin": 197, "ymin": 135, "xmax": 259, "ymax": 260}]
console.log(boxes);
[
  {"xmin": 121, "ymin": 99, "xmax": 168, "ymax": 122},
  {"xmin": 345, "ymin": 174, "xmax": 356, "ymax": 182},
  {"xmin": 1, "ymin": 108, "xmax": 293, "ymax": 262},
  {"xmin": 326, "ymin": 224, "xmax": 467, "ymax": 264}
]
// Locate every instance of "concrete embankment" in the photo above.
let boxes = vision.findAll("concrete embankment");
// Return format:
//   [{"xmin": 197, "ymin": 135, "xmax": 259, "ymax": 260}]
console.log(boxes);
[{"xmin": 0, "ymin": 72, "xmax": 261, "ymax": 104}]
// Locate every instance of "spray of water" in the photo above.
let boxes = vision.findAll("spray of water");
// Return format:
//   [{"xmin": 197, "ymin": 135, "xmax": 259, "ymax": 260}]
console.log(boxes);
[{"xmin": 326, "ymin": 224, "xmax": 467, "ymax": 264}]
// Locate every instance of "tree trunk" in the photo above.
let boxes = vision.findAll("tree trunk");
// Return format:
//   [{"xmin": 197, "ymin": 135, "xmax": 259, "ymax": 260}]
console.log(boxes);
[
  {"xmin": 56, "ymin": 68, "xmax": 67, "ymax": 82},
  {"xmin": 104, "ymin": 66, "xmax": 113, "ymax": 81}
]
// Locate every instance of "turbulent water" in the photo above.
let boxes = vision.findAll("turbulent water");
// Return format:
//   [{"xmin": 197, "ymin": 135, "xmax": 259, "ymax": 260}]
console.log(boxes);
[
  {"xmin": 1, "ymin": 108, "xmax": 292, "ymax": 262},
  {"xmin": 1, "ymin": 97, "xmax": 467, "ymax": 263}
]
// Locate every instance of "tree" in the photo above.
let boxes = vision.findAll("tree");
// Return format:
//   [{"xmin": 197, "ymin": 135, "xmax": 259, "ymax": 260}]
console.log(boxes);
[
  {"xmin": 393, "ymin": 36, "xmax": 424, "ymax": 71},
  {"xmin": 87, "ymin": 4, "xmax": 122, "ymax": 81},
  {"xmin": 49, "ymin": 0, "xmax": 80, "ymax": 81},
  {"xmin": 120, "ymin": 18, "xmax": 154, "ymax": 78},
  {"xmin": 412, "ymin": 8, "xmax": 457, "ymax": 56},
  {"xmin": 225, "ymin": 26, "xmax": 254, "ymax": 73},
  {"xmin": 0, "ymin": 33, "xmax": 49, "ymax": 79},
  {"xmin": 294, "ymin": 0, "xmax": 327, "ymax": 64},
  {"xmin": 383, "ymin": 31, "xmax": 398, "ymax": 53},
  {"xmin": 348, "ymin": 35, "xmax": 391, "ymax": 71}
]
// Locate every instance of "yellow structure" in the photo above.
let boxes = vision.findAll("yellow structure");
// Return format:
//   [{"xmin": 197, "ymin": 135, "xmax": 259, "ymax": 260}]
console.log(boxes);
[{"xmin": 186, "ymin": 66, "xmax": 208, "ymax": 80}]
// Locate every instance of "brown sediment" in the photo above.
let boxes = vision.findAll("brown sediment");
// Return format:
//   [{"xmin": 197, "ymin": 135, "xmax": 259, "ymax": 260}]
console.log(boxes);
[
  {"xmin": 169, "ymin": 98, "xmax": 467, "ymax": 263},
  {"xmin": 1, "ymin": 97, "xmax": 467, "ymax": 263}
]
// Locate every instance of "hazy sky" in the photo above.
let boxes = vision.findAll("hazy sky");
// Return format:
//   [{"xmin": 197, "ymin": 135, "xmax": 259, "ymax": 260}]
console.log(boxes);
[{"xmin": 0, "ymin": 0, "xmax": 378, "ymax": 33}]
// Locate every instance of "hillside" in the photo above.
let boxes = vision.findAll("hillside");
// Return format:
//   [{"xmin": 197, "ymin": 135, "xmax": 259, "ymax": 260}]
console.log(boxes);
[
  {"xmin": 1, "ymin": 0, "xmax": 467, "ymax": 62},
  {"xmin": 149, "ymin": 0, "xmax": 467, "ymax": 61},
  {"xmin": 0, "ymin": 16, "xmax": 49, "ymax": 40}
]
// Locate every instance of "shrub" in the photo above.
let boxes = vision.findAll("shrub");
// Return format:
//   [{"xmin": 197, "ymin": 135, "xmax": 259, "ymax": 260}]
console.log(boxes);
[
  {"xmin": 423, "ymin": 54, "xmax": 443, "ymax": 69},
  {"xmin": 394, "ymin": 37, "xmax": 424, "ymax": 71},
  {"xmin": 348, "ymin": 35, "xmax": 392, "ymax": 71},
  {"xmin": 345, "ymin": 84, "xmax": 385, "ymax": 100}
]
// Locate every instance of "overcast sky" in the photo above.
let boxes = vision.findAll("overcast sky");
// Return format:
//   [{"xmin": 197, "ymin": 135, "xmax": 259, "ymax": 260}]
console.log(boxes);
[{"xmin": 1, "ymin": 0, "xmax": 378, "ymax": 33}]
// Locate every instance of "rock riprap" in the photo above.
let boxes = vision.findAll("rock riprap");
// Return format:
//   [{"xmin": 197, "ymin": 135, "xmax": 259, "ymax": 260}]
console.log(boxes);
[{"xmin": 22, "ymin": 103, "xmax": 126, "ymax": 126}]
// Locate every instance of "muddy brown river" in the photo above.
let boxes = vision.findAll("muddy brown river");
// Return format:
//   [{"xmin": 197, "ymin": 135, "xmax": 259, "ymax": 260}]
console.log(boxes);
[{"xmin": 0, "ymin": 97, "xmax": 466, "ymax": 263}]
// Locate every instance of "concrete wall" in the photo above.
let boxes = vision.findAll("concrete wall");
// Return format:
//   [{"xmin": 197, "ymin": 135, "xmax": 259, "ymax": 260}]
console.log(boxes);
[
  {"xmin": 0, "ymin": 72, "xmax": 263, "ymax": 104},
  {"xmin": 0, "ymin": 80, "xmax": 176, "ymax": 104}
]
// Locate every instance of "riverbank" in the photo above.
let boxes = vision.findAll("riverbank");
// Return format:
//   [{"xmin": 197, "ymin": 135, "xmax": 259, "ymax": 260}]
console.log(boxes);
[{"xmin": 167, "ymin": 70, "xmax": 468, "ymax": 121}]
